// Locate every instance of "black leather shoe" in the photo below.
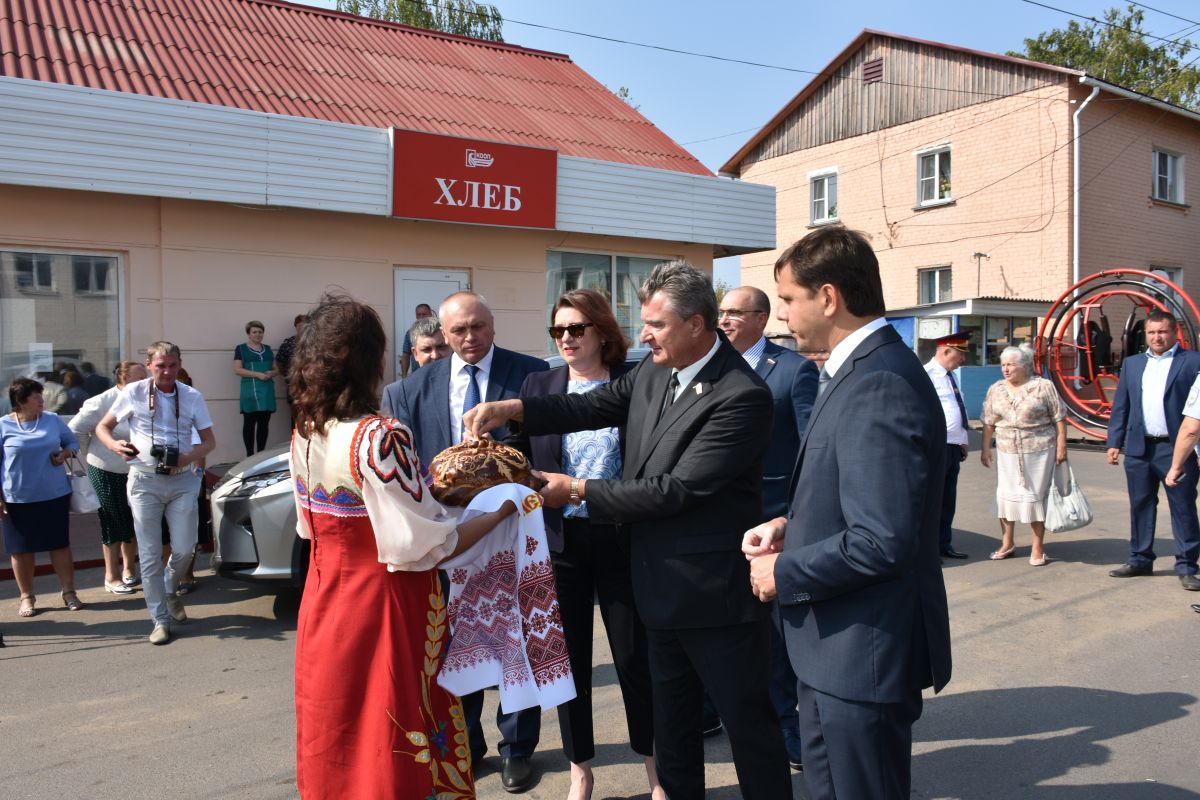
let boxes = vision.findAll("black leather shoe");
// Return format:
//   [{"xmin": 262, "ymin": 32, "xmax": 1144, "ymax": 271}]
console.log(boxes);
[
  {"xmin": 940, "ymin": 548, "xmax": 969, "ymax": 560},
  {"xmin": 1109, "ymin": 563, "xmax": 1152, "ymax": 578},
  {"xmin": 500, "ymin": 757, "xmax": 533, "ymax": 793},
  {"xmin": 701, "ymin": 717, "xmax": 724, "ymax": 738},
  {"xmin": 1180, "ymin": 574, "xmax": 1200, "ymax": 591}
]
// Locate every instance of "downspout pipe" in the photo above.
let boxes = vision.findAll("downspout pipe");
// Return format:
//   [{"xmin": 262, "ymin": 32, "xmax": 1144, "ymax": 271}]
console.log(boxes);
[{"xmin": 1073, "ymin": 80, "xmax": 1100, "ymax": 298}]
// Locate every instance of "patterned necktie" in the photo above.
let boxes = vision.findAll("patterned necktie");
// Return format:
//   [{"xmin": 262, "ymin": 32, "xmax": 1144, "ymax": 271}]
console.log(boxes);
[
  {"xmin": 461, "ymin": 364, "xmax": 481, "ymax": 436},
  {"xmin": 658, "ymin": 371, "xmax": 680, "ymax": 422},
  {"xmin": 947, "ymin": 369, "xmax": 968, "ymax": 428},
  {"xmin": 817, "ymin": 366, "xmax": 831, "ymax": 398}
]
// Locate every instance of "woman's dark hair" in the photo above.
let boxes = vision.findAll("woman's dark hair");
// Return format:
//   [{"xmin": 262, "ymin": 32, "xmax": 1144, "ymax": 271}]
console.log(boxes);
[
  {"xmin": 62, "ymin": 369, "xmax": 83, "ymax": 389},
  {"xmin": 290, "ymin": 292, "xmax": 386, "ymax": 438},
  {"xmin": 553, "ymin": 289, "xmax": 630, "ymax": 369},
  {"xmin": 8, "ymin": 377, "xmax": 43, "ymax": 409}
]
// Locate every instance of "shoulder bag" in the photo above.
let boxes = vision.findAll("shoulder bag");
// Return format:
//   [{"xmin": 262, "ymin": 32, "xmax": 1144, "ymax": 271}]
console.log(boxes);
[{"xmin": 1044, "ymin": 461, "xmax": 1092, "ymax": 532}]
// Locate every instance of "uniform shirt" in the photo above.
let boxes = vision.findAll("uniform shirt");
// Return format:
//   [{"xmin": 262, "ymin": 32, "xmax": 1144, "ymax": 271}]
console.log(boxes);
[
  {"xmin": 1140, "ymin": 343, "xmax": 1178, "ymax": 438},
  {"xmin": 449, "ymin": 347, "xmax": 494, "ymax": 446},
  {"xmin": 924, "ymin": 358, "xmax": 969, "ymax": 446},
  {"xmin": 108, "ymin": 378, "xmax": 213, "ymax": 470}
]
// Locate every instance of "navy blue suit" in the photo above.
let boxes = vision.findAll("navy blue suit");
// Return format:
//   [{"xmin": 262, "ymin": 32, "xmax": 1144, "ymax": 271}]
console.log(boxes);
[
  {"xmin": 380, "ymin": 345, "xmax": 549, "ymax": 762},
  {"xmin": 755, "ymin": 340, "xmax": 819, "ymax": 520},
  {"xmin": 775, "ymin": 325, "xmax": 951, "ymax": 800},
  {"xmin": 1105, "ymin": 346, "xmax": 1200, "ymax": 574}
]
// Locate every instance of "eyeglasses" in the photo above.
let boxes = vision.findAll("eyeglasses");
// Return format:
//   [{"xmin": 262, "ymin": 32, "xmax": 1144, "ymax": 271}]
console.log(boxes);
[
  {"xmin": 717, "ymin": 308, "xmax": 768, "ymax": 320},
  {"xmin": 548, "ymin": 322, "xmax": 595, "ymax": 339}
]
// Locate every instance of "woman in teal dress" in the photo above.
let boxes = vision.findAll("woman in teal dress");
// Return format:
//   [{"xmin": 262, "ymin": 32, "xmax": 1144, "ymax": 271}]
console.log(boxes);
[{"xmin": 233, "ymin": 320, "xmax": 277, "ymax": 456}]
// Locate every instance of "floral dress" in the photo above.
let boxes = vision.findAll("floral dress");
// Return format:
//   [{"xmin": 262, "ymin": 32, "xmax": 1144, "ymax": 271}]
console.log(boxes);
[{"xmin": 290, "ymin": 416, "xmax": 473, "ymax": 799}]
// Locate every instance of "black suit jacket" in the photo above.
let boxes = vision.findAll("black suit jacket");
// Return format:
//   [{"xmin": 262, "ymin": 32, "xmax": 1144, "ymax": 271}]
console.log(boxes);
[
  {"xmin": 754, "ymin": 340, "xmax": 818, "ymax": 520},
  {"xmin": 521, "ymin": 336, "xmax": 774, "ymax": 630},
  {"xmin": 506, "ymin": 363, "xmax": 632, "ymax": 553},
  {"xmin": 380, "ymin": 346, "xmax": 549, "ymax": 465},
  {"xmin": 775, "ymin": 325, "xmax": 952, "ymax": 704}
]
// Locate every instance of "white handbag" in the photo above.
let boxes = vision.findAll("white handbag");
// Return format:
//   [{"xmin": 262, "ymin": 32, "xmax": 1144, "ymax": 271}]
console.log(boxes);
[
  {"xmin": 1044, "ymin": 461, "xmax": 1092, "ymax": 532},
  {"xmin": 66, "ymin": 456, "xmax": 101, "ymax": 514}
]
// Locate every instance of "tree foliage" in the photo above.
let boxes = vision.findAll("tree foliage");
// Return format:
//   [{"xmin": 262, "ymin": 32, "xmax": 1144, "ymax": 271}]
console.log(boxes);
[
  {"xmin": 1010, "ymin": 3, "xmax": 1200, "ymax": 109},
  {"xmin": 336, "ymin": 0, "xmax": 503, "ymax": 42}
]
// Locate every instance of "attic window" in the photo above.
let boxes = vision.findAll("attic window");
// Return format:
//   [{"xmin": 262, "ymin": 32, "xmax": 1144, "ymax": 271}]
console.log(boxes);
[{"xmin": 863, "ymin": 58, "xmax": 884, "ymax": 84}]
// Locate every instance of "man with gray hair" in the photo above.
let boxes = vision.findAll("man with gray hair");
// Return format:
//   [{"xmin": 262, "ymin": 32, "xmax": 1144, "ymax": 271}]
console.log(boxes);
[
  {"xmin": 408, "ymin": 316, "xmax": 450, "ymax": 371},
  {"xmin": 465, "ymin": 261, "xmax": 792, "ymax": 799}
]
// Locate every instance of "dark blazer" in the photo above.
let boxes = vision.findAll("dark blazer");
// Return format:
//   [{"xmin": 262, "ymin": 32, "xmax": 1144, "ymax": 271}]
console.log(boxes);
[
  {"xmin": 506, "ymin": 363, "xmax": 632, "ymax": 553},
  {"xmin": 754, "ymin": 340, "xmax": 818, "ymax": 520},
  {"xmin": 775, "ymin": 325, "xmax": 952, "ymax": 705},
  {"xmin": 520, "ymin": 336, "xmax": 774, "ymax": 631},
  {"xmin": 1106, "ymin": 346, "xmax": 1200, "ymax": 458},
  {"xmin": 380, "ymin": 346, "xmax": 549, "ymax": 465}
]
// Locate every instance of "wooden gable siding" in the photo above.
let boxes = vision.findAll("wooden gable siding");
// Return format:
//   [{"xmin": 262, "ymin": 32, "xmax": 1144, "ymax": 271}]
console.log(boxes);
[{"xmin": 742, "ymin": 36, "xmax": 1064, "ymax": 167}]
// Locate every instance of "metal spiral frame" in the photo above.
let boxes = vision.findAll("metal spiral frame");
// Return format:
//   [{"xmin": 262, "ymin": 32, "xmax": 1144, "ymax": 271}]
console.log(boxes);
[{"xmin": 1035, "ymin": 269, "xmax": 1200, "ymax": 440}]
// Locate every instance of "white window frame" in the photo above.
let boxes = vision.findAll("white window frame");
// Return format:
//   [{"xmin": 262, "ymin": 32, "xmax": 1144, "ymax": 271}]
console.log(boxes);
[
  {"xmin": 1152, "ymin": 148, "xmax": 1184, "ymax": 204},
  {"xmin": 808, "ymin": 167, "xmax": 839, "ymax": 225},
  {"xmin": 916, "ymin": 145, "xmax": 952, "ymax": 207},
  {"xmin": 72, "ymin": 255, "xmax": 117, "ymax": 296},
  {"xmin": 918, "ymin": 266, "xmax": 952, "ymax": 305},
  {"xmin": 14, "ymin": 252, "xmax": 55, "ymax": 293},
  {"xmin": 1150, "ymin": 266, "xmax": 1184, "ymax": 306}
]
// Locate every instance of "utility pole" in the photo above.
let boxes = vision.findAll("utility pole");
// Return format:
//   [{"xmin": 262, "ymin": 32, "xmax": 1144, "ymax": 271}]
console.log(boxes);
[{"xmin": 973, "ymin": 252, "xmax": 990, "ymax": 296}]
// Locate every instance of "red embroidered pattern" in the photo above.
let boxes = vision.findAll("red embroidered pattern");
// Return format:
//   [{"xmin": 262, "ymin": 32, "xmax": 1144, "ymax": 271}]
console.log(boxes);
[
  {"xmin": 444, "ymin": 551, "xmax": 527, "ymax": 688},
  {"xmin": 517, "ymin": 559, "xmax": 571, "ymax": 688},
  {"xmin": 524, "ymin": 535, "xmax": 538, "ymax": 556}
]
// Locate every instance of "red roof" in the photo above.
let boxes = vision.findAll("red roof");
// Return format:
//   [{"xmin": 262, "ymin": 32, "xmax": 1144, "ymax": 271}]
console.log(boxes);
[{"xmin": 0, "ymin": 0, "xmax": 710, "ymax": 175}]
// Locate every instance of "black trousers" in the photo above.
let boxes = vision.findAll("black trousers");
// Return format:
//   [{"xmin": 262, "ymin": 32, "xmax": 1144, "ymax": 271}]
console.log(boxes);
[
  {"xmin": 796, "ymin": 681, "xmax": 923, "ymax": 800},
  {"xmin": 939, "ymin": 443, "xmax": 964, "ymax": 551},
  {"xmin": 647, "ymin": 619, "xmax": 792, "ymax": 800},
  {"xmin": 554, "ymin": 518, "xmax": 654, "ymax": 764},
  {"xmin": 241, "ymin": 410, "xmax": 271, "ymax": 456}
]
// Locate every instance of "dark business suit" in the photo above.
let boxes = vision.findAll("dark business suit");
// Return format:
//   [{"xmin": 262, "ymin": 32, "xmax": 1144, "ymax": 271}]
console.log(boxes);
[
  {"xmin": 752, "ymin": 340, "xmax": 818, "ymax": 752},
  {"xmin": 506, "ymin": 364, "xmax": 654, "ymax": 765},
  {"xmin": 522, "ymin": 335, "xmax": 792, "ymax": 800},
  {"xmin": 775, "ymin": 324, "xmax": 951, "ymax": 800},
  {"xmin": 380, "ymin": 345, "xmax": 548, "ymax": 762},
  {"xmin": 1106, "ymin": 345, "xmax": 1200, "ymax": 574}
]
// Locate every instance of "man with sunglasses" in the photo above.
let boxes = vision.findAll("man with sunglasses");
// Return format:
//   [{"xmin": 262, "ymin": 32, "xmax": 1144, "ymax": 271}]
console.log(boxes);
[{"xmin": 380, "ymin": 290, "xmax": 547, "ymax": 792}]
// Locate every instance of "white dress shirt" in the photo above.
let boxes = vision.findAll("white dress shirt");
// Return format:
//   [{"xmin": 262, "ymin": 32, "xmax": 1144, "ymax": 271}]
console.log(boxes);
[
  {"xmin": 670, "ymin": 335, "xmax": 722, "ymax": 402},
  {"xmin": 742, "ymin": 336, "xmax": 767, "ymax": 370},
  {"xmin": 924, "ymin": 358, "xmax": 969, "ymax": 446},
  {"xmin": 1140, "ymin": 343, "xmax": 1177, "ymax": 438},
  {"xmin": 449, "ymin": 346, "xmax": 495, "ymax": 445},
  {"xmin": 108, "ymin": 378, "xmax": 212, "ymax": 471},
  {"xmin": 823, "ymin": 317, "xmax": 889, "ymax": 379}
]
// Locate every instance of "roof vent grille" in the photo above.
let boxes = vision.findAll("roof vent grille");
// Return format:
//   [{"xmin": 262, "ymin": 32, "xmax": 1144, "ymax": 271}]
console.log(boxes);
[{"xmin": 863, "ymin": 58, "xmax": 884, "ymax": 84}]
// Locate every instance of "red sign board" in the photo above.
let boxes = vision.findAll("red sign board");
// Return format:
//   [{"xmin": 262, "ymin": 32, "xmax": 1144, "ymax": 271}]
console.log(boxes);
[{"xmin": 392, "ymin": 129, "xmax": 557, "ymax": 229}]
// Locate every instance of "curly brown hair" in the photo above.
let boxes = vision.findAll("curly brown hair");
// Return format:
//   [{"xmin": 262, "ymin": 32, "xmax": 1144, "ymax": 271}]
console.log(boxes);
[
  {"xmin": 290, "ymin": 292, "xmax": 386, "ymax": 438},
  {"xmin": 552, "ymin": 289, "xmax": 630, "ymax": 369}
]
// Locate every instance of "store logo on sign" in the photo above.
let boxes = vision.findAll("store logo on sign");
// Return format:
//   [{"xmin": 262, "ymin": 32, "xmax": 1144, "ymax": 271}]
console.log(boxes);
[{"xmin": 465, "ymin": 149, "xmax": 494, "ymax": 168}]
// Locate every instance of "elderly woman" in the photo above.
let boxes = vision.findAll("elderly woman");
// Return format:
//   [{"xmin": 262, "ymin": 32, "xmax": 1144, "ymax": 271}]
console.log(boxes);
[
  {"xmin": 509, "ymin": 289, "xmax": 662, "ymax": 800},
  {"xmin": 233, "ymin": 319, "xmax": 277, "ymax": 456},
  {"xmin": 70, "ymin": 361, "xmax": 149, "ymax": 593},
  {"xmin": 980, "ymin": 344, "xmax": 1068, "ymax": 565},
  {"xmin": 1, "ymin": 377, "xmax": 83, "ymax": 616},
  {"xmin": 289, "ymin": 293, "xmax": 515, "ymax": 799}
]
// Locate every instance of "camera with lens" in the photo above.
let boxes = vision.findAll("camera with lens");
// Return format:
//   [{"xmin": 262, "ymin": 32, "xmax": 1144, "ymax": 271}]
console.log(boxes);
[{"xmin": 150, "ymin": 444, "xmax": 180, "ymax": 475}]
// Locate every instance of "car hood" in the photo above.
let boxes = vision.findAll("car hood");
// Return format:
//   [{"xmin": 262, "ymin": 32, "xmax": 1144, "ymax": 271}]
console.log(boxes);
[{"xmin": 214, "ymin": 442, "xmax": 290, "ymax": 484}]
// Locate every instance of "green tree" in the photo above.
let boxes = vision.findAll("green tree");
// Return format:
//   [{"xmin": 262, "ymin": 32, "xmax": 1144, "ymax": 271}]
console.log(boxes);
[
  {"xmin": 337, "ymin": 0, "xmax": 503, "ymax": 42},
  {"xmin": 1010, "ymin": 3, "xmax": 1200, "ymax": 109},
  {"xmin": 713, "ymin": 278, "xmax": 730, "ymax": 305}
]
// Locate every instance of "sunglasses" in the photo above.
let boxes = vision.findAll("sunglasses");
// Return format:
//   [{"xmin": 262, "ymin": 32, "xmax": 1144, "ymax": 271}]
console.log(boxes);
[{"xmin": 548, "ymin": 322, "xmax": 595, "ymax": 339}]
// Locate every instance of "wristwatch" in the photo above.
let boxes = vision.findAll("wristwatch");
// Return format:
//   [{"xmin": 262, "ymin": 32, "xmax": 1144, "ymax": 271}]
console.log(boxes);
[{"xmin": 569, "ymin": 478, "xmax": 582, "ymax": 506}]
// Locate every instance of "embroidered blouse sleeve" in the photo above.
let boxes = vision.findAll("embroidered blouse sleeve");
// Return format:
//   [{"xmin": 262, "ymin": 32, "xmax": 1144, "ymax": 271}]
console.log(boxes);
[{"xmin": 354, "ymin": 417, "xmax": 459, "ymax": 571}]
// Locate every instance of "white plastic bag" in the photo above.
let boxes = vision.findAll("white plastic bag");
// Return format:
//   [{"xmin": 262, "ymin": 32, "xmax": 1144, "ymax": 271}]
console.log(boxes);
[
  {"xmin": 66, "ymin": 456, "xmax": 100, "ymax": 514},
  {"xmin": 1044, "ymin": 461, "xmax": 1092, "ymax": 533}
]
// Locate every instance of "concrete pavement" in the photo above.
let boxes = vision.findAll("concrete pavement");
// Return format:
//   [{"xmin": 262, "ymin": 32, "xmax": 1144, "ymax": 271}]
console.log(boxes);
[{"xmin": 1, "ymin": 445, "xmax": 1199, "ymax": 798}]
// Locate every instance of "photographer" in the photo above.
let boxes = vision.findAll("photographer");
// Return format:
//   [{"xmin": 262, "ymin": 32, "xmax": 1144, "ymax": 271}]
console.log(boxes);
[{"xmin": 96, "ymin": 342, "xmax": 215, "ymax": 645}]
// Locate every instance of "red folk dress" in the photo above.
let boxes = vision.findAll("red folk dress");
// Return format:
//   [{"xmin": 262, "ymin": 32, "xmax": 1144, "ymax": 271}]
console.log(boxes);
[{"xmin": 291, "ymin": 416, "xmax": 474, "ymax": 799}]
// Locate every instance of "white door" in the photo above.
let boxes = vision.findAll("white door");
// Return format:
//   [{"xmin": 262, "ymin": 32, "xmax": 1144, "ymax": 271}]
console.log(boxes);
[{"xmin": 393, "ymin": 268, "xmax": 470, "ymax": 379}]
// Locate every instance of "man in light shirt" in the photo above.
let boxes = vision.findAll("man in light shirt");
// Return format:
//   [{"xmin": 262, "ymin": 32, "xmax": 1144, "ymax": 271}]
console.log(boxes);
[
  {"xmin": 1106, "ymin": 309, "xmax": 1200, "ymax": 591},
  {"xmin": 924, "ymin": 331, "xmax": 972, "ymax": 560}
]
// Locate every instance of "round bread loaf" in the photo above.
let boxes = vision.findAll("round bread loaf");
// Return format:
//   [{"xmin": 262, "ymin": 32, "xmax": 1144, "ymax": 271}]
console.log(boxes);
[{"xmin": 428, "ymin": 438, "xmax": 545, "ymax": 506}]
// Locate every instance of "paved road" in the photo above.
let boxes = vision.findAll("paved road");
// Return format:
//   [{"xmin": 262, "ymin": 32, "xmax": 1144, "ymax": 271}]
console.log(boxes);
[{"xmin": 2, "ymin": 446, "xmax": 1199, "ymax": 799}]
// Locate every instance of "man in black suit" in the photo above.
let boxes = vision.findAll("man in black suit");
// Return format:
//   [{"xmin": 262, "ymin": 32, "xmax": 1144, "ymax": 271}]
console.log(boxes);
[
  {"xmin": 743, "ymin": 227, "xmax": 952, "ymax": 800},
  {"xmin": 717, "ymin": 284, "xmax": 817, "ymax": 769},
  {"xmin": 466, "ymin": 262, "xmax": 792, "ymax": 800},
  {"xmin": 380, "ymin": 290, "xmax": 548, "ymax": 793}
]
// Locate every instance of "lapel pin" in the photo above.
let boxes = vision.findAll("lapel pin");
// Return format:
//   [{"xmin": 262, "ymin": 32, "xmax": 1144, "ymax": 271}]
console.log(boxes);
[
  {"xmin": 767, "ymin": 358, "xmax": 776, "ymax": 366},
  {"xmin": 694, "ymin": 383, "xmax": 704, "ymax": 396}
]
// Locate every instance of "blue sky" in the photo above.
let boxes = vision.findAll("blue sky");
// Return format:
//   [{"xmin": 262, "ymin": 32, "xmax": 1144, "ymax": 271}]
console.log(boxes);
[{"xmin": 296, "ymin": 0, "xmax": 1200, "ymax": 283}]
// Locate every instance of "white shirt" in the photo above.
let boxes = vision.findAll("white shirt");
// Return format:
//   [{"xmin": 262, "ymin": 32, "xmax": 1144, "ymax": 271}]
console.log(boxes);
[
  {"xmin": 1140, "ymin": 344, "xmax": 1177, "ymax": 438},
  {"xmin": 924, "ymin": 358, "xmax": 969, "ymax": 446},
  {"xmin": 742, "ymin": 336, "xmax": 768, "ymax": 370},
  {"xmin": 1183, "ymin": 373, "xmax": 1200, "ymax": 457},
  {"xmin": 449, "ymin": 346, "xmax": 494, "ymax": 445},
  {"xmin": 823, "ymin": 317, "xmax": 889, "ymax": 379},
  {"xmin": 108, "ymin": 378, "xmax": 212, "ymax": 470},
  {"xmin": 69, "ymin": 385, "xmax": 134, "ymax": 474},
  {"xmin": 670, "ymin": 335, "xmax": 722, "ymax": 402}
]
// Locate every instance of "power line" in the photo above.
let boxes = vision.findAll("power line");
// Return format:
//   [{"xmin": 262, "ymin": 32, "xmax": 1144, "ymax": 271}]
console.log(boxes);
[{"xmin": 1020, "ymin": 0, "xmax": 1200, "ymax": 51}]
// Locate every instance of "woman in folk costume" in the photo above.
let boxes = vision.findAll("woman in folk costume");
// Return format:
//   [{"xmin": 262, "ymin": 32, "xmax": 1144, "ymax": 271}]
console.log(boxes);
[{"xmin": 288, "ymin": 292, "xmax": 515, "ymax": 799}]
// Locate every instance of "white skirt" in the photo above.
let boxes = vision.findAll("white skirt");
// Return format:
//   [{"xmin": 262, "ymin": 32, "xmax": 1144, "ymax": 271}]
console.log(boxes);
[{"xmin": 994, "ymin": 448, "xmax": 1054, "ymax": 523}]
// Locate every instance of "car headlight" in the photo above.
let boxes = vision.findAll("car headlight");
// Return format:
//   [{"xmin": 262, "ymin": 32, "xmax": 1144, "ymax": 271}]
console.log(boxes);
[{"xmin": 225, "ymin": 469, "xmax": 292, "ymax": 499}]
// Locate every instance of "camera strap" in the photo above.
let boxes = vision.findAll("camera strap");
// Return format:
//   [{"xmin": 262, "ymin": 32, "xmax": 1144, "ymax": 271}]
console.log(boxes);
[{"xmin": 148, "ymin": 380, "xmax": 181, "ymax": 450}]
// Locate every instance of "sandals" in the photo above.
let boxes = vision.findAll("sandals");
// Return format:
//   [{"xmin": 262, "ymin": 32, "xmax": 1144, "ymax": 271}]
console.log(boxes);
[
  {"xmin": 61, "ymin": 590, "xmax": 85, "ymax": 611},
  {"xmin": 177, "ymin": 580, "xmax": 197, "ymax": 596},
  {"xmin": 989, "ymin": 546, "xmax": 1016, "ymax": 560},
  {"xmin": 1029, "ymin": 553, "xmax": 1048, "ymax": 567},
  {"xmin": 18, "ymin": 595, "xmax": 36, "ymax": 617}
]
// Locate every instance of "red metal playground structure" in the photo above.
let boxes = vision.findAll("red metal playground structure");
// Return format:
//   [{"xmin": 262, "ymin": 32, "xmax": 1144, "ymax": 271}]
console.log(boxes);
[{"xmin": 1036, "ymin": 269, "xmax": 1200, "ymax": 440}]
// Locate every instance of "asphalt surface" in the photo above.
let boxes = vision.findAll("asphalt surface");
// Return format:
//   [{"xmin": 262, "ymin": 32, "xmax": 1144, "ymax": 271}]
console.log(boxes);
[{"xmin": 2, "ymin": 444, "xmax": 1199, "ymax": 799}]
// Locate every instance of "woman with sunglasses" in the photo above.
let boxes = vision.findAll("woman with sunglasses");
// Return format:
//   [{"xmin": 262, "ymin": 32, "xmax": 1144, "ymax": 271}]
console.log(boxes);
[{"xmin": 509, "ymin": 290, "xmax": 664, "ymax": 800}]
